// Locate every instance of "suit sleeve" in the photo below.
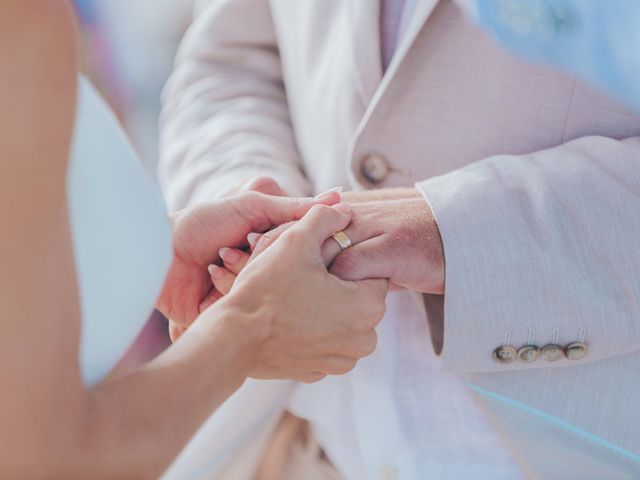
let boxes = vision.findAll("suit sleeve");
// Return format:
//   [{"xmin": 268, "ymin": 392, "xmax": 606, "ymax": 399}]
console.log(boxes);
[
  {"xmin": 158, "ymin": 0, "xmax": 311, "ymax": 211},
  {"xmin": 416, "ymin": 135, "xmax": 640, "ymax": 373}
]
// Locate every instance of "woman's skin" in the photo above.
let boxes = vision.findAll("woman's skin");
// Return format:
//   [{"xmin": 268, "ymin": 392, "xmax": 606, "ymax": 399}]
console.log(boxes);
[{"xmin": 0, "ymin": 3, "xmax": 388, "ymax": 478}]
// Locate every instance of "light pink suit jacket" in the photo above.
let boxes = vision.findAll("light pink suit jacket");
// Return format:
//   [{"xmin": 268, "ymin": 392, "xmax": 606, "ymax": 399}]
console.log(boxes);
[{"xmin": 159, "ymin": 1, "xmax": 640, "ymax": 478}]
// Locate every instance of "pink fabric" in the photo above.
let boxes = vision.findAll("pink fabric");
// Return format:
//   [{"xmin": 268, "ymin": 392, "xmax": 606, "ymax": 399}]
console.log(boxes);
[{"xmin": 381, "ymin": 0, "xmax": 406, "ymax": 70}]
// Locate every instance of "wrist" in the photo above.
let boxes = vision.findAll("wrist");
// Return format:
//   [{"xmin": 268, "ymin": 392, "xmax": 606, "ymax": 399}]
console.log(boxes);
[{"xmin": 197, "ymin": 294, "xmax": 271, "ymax": 376}]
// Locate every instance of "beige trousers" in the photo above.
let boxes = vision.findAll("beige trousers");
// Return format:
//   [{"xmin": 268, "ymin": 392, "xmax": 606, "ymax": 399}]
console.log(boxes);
[{"xmin": 254, "ymin": 413, "xmax": 343, "ymax": 480}]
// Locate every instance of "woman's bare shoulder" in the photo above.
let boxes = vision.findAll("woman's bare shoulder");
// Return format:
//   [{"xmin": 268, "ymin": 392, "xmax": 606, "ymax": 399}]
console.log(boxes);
[
  {"xmin": 0, "ymin": 0, "xmax": 78, "ymax": 179},
  {"xmin": 0, "ymin": 1, "xmax": 77, "ymax": 73}
]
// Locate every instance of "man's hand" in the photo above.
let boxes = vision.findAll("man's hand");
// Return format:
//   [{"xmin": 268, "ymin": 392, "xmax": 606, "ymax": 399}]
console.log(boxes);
[
  {"xmin": 326, "ymin": 188, "xmax": 445, "ymax": 294},
  {"xmin": 240, "ymin": 187, "xmax": 445, "ymax": 294},
  {"xmin": 156, "ymin": 189, "xmax": 341, "ymax": 335}
]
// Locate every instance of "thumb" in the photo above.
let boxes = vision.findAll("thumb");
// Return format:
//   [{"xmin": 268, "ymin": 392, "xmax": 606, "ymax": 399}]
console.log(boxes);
[
  {"xmin": 289, "ymin": 204, "xmax": 352, "ymax": 246},
  {"xmin": 247, "ymin": 177, "xmax": 287, "ymax": 196},
  {"xmin": 248, "ymin": 190, "xmax": 342, "ymax": 231}
]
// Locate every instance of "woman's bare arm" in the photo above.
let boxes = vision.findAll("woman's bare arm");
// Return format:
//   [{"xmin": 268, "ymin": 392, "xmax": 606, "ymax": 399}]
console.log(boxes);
[
  {"xmin": 0, "ymin": 3, "xmax": 253, "ymax": 477},
  {"xmin": 0, "ymin": 1, "xmax": 85, "ymax": 473},
  {"xmin": 0, "ymin": 3, "xmax": 388, "ymax": 478}
]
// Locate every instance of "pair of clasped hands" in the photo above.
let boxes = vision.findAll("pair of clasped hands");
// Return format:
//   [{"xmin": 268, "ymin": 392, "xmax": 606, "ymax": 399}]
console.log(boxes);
[{"xmin": 156, "ymin": 178, "xmax": 444, "ymax": 383}]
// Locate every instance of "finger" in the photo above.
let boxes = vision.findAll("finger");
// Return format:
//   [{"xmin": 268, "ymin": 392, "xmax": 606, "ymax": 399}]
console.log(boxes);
[
  {"xmin": 312, "ymin": 333, "xmax": 379, "ymax": 362},
  {"xmin": 245, "ymin": 190, "xmax": 342, "ymax": 233},
  {"xmin": 354, "ymin": 278, "xmax": 389, "ymax": 330},
  {"xmin": 320, "ymin": 222, "xmax": 378, "ymax": 267},
  {"xmin": 198, "ymin": 288, "xmax": 224, "ymax": 313},
  {"xmin": 288, "ymin": 204, "xmax": 351, "ymax": 247},
  {"xmin": 247, "ymin": 232, "xmax": 262, "ymax": 251},
  {"xmin": 219, "ymin": 247, "xmax": 250, "ymax": 275},
  {"xmin": 299, "ymin": 372, "xmax": 328, "ymax": 384},
  {"xmin": 320, "ymin": 356, "xmax": 358, "ymax": 376},
  {"xmin": 169, "ymin": 321, "xmax": 186, "ymax": 343},
  {"xmin": 335, "ymin": 330, "xmax": 380, "ymax": 359},
  {"xmin": 330, "ymin": 236, "xmax": 396, "ymax": 282},
  {"xmin": 247, "ymin": 176, "xmax": 287, "ymax": 196},
  {"xmin": 251, "ymin": 221, "xmax": 296, "ymax": 259},
  {"xmin": 208, "ymin": 264, "xmax": 237, "ymax": 296}
]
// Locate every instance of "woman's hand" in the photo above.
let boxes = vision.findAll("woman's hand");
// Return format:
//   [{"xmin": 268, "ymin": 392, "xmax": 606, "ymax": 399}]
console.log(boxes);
[
  {"xmin": 156, "ymin": 189, "xmax": 341, "ymax": 333},
  {"xmin": 207, "ymin": 204, "xmax": 389, "ymax": 383}
]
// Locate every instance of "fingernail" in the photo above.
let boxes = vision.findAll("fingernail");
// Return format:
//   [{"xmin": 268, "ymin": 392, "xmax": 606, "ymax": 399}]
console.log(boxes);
[
  {"xmin": 219, "ymin": 247, "xmax": 240, "ymax": 264},
  {"xmin": 247, "ymin": 232, "xmax": 260, "ymax": 248},
  {"xmin": 334, "ymin": 203, "xmax": 351, "ymax": 213},
  {"xmin": 208, "ymin": 264, "xmax": 224, "ymax": 280},
  {"xmin": 199, "ymin": 298, "xmax": 213, "ymax": 313},
  {"xmin": 314, "ymin": 186, "xmax": 343, "ymax": 199},
  {"xmin": 314, "ymin": 187, "xmax": 343, "ymax": 201}
]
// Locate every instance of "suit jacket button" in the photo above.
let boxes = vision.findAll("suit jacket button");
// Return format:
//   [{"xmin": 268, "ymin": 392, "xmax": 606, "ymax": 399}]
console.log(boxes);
[
  {"xmin": 493, "ymin": 345, "xmax": 517, "ymax": 364},
  {"xmin": 541, "ymin": 344, "xmax": 564, "ymax": 361},
  {"xmin": 360, "ymin": 153, "xmax": 390, "ymax": 184},
  {"xmin": 565, "ymin": 342, "xmax": 588, "ymax": 360},
  {"xmin": 517, "ymin": 345, "xmax": 540, "ymax": 363}
]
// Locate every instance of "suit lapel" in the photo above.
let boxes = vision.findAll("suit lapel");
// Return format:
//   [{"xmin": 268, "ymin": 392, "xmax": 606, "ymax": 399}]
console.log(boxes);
[
  {"xmin": 348, "ymin": 0, "xmax": 440, "ymax": 152},
  {"xmin": 382, "ymin": 0, "xmax": 440, "ymax": 86},
  {"xmin": 348, "ymin": 0, "xmax": 440, "ymax": 110},
  {"xmin": 347, "ymin": 0, "xmax": 383, "ymax": 107}
]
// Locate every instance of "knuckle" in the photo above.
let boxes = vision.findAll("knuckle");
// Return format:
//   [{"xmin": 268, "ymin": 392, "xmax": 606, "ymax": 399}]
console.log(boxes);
[
  {"xmin": 278, "ymin": 196, "xmax": 298, "ymax": 217},
  {"xmin": 344, "ymin": 359, "xmax": 358, "ymax": 374},
  {"xmin": 309, "ymin": 203, "xmax": 334, "ymax": 218},
  {"xmin": 282, "ymin": 227, "xmax": 305, "ymax": 245},
  {"xmin": 284, "ymin": 196, "xmax": 302, "ymax": 208},
  {"xmin": 365, "ymin": 303, "xmax": 386, "ymax": 328},
  {"xmin": 351, "ymin": 299, "xmax": 385, "ymax": 333},
  {"xmin": 353, "ymin": 318, "xmax": 373, "ymax": 335},
  {"xmin": 242, "ymin": 190, "xmax": 262, "ymax": 204},
  {"xmin": 301, "ymin": 372, "xmax": 326, "ymax": 384},
  {"xmin": 330, "ymin": 358, "xmax": 357, "ymax": 375},
  {"xmin": 359, "ymin": 287, "xmax": 387, "ymax": 317},
  {"xmin": 360, "ymin": 331, "xmax": 378, "ymax": 357},
  {"xmin": 371, "ymin": 299, "xmax": 387, "ymax": 322}
]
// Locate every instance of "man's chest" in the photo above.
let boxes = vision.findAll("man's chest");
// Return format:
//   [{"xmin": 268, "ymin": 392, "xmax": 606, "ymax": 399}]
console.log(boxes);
[{"xmin": 268, "ymin": 0, "xmax": 640, "ymax": 192}]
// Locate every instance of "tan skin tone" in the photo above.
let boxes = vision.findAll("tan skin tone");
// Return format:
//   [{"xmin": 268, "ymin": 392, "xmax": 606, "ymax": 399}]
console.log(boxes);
[{"xmin": 0, "ymin": 3, "xmax": 388, "ymax": 478}]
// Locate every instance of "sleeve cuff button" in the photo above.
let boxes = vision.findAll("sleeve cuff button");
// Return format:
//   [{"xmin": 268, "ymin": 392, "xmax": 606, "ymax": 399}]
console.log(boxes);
[
  {"xmin": 541, "ymin": 344, "xmax": 564, "ymax": 361},
  {"xmin": 517, "ymin": 345, "xmax": 541, "ymax": 363},
  {"xmin": 493, "ymin": 345, "xmax": 517, "ymax": 364},
  {"xmin": 565, "ymin": 342, "xmax": 588, "ymax": 360}
]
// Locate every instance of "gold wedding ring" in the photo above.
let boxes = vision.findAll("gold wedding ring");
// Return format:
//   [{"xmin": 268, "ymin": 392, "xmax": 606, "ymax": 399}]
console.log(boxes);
[{"xmin": 331, "ymin": 230, "xmax": 352, "ymax": 251}]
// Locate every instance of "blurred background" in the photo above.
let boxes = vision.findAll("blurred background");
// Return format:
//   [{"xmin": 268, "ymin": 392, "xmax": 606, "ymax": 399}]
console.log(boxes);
[
  {"xmin": 74, "ymin": 0, "xmax": 193, "ymax": 174},
  {"xmin": 73, "ymin": 0, "xmax": 195, "ymax": 371}
]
